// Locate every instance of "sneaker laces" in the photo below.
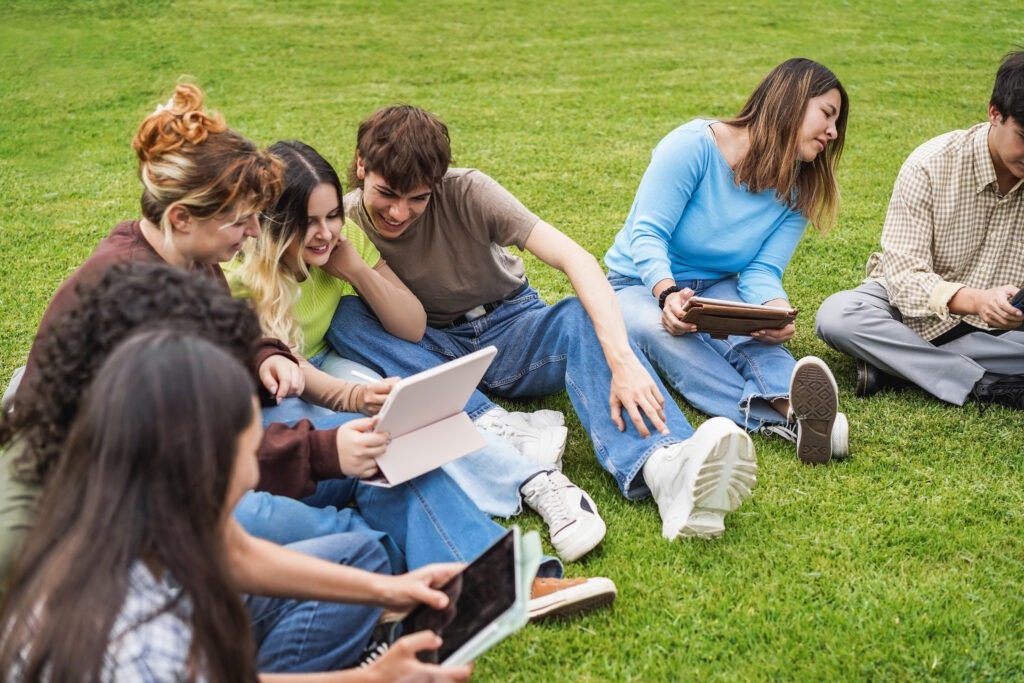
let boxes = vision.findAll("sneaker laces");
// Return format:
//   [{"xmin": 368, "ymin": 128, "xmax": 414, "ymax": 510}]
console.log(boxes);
[
  {"xmin": 759, "ymin": 420, "xmax": 798, "ymax": 443},
  {"xmin": 524, "ymin": 473, "xmax": 575, "ymax": 533}
]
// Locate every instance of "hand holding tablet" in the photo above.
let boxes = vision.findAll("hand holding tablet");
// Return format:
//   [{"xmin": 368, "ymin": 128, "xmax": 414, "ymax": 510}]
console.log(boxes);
[{"xmin": 680, "ymin": 296, "xmax": 798, "ymax": 339}]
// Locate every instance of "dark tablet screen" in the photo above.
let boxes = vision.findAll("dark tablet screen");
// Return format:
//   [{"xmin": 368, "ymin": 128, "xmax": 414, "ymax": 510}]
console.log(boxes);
[{"xmin": 400, "ymin": 529, "xmax": 519, "ymax": 663}]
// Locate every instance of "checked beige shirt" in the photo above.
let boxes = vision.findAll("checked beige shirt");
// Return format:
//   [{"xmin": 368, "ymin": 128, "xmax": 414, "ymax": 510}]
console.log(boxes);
[{"xmin": 864, "ymin": 122, "xmax": 1024, "ymax": 341}]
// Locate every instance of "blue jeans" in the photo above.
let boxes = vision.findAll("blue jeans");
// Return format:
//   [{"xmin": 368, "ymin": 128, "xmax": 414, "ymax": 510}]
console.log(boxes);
[
  {"xmin": 246, "ymin": 532, "xmax": 386, "ymax": 672},
  {"xmin": 608, "ymin": 272, "xmax": 794, "ymax": 431},
  {"xmin": 328, "ymin": 288, "xmax": 694, "ymax": 498},
  {"xmin": 260, "ymin": 348, "xmax": 381, "ymax": 428},
  {"xmin": 266, "ymin": 342, "xmax": 541, "ymax": 517},
  {"xmin": 234, "ymin": 469, "xmax": 531, "ymax": 574}
]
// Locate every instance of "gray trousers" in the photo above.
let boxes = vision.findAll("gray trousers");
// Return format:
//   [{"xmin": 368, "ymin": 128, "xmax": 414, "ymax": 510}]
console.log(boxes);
[{"xmin": 815, "ymin": 282, "xmax": 1024, "ymax": 405}]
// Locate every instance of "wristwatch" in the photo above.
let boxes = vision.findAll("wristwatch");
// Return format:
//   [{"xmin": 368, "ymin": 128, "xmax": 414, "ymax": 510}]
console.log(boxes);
[{"xmin": 658, "ymin": 285, "xmax": 682, "ymax": 309}]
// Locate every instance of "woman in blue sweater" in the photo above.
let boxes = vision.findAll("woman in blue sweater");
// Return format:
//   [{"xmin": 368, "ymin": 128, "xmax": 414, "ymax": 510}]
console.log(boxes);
[{"xmin": 605, "ymin": 58, "xmax": 850, "ymax": 464}]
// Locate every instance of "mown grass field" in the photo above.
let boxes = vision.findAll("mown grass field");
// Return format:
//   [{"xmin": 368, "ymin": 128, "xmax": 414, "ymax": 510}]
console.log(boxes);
[{"xmin": 1, "ymin": 1, "xmax": 1022, "ymax": 680}]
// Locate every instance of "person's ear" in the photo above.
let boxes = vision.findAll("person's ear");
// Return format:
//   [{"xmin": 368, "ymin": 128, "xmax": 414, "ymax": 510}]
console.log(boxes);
[
  {"xmin": 355, "ymin": 151, "xmax": 366, "ymax": 181},
  {"xmin": 167, "ymin": 205, "xmax": 193, "ymax": 234},
  {"xmin": 989, "ymin": 103, "xmax": 1004, "ymax": 125}
]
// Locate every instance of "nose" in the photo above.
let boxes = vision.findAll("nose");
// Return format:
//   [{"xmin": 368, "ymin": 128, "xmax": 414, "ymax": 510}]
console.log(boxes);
[
  {"xmin": 243, "ymin": 213, "xmax": 260, "ymax": 238},
  {"xmin": 825, "ymin": 120, "xmax": 838, "ymax": 140},
  {"xmin": 388, "ymin": 201, "xmax": 409, "ymax": 223},
  {"xmin": 313, "ymin": 219, "xmax": 332, "ymax": 241}
]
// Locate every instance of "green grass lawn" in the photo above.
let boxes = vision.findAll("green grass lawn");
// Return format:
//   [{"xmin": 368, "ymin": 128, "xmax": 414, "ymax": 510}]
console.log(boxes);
[{"xmin": 2, "ymin": 1, "xmax": 1023, "ymax": 680}]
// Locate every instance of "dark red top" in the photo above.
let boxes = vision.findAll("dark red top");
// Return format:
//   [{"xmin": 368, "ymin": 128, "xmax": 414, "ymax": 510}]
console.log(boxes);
[{"xmin": 23, "ymin": 220, "xmax": 343, "ymax": 498}]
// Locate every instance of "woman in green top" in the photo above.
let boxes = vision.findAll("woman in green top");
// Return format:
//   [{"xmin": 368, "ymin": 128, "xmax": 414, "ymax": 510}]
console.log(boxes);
[{"xmin": 229, "ymin": 140, "xmax": 425, "ymax": 429}]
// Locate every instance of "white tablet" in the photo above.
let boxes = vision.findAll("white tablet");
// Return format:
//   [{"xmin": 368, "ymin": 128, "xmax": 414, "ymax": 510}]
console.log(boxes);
[{"xmin": 364, "ymin": 346, "xmax": 498, "ymax": 486}]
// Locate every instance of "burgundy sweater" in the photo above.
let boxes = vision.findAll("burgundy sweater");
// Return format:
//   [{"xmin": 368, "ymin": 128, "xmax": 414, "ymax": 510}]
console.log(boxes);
[{"xmin": 22, "ymin": 220, "xmax": 343, "ymax": 498}]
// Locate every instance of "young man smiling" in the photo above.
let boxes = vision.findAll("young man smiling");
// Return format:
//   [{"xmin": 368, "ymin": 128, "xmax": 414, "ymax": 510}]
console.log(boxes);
[
  {"xmin": 327, "ymin": 105, "xmax": 758, "ymax": 545},
  {"xmin": 817, "ymin": 50, "xmax": 1024, "ymax": 408}
]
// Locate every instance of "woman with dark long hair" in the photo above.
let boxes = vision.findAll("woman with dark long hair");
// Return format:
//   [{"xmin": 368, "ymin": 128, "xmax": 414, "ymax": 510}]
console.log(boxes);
[
  {"xmin": 605, "ymin": 58, "xmax": 852, "ymax": 467},
  {"xmin": 0, "ymin": 329, "xmax": 471, "ymax": 682},
  {"xmin": 0, "ymin": 263, "xmax": 472, "ymax": 676}
]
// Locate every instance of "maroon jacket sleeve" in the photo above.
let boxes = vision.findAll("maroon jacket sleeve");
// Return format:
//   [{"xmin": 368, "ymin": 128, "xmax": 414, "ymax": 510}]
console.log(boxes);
[
  {"xmin": 257, "ymin": 421, "xmax": 345, "ymax": 498},
  {"xmin": 253, "ymin": 337, "xmax": 300, "ymax": 407}
]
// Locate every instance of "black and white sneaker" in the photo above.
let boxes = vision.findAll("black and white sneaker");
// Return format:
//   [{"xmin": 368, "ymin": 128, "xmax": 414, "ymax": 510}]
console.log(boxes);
[{"xmin": 521, "ymin": 470, "xmax": 606, "ymax": 562}]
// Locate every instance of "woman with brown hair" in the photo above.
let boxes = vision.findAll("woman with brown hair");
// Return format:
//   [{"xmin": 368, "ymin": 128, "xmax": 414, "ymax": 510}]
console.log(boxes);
[{"xmin": 605, "ymin": 58, "xmax": 851, "ymax": 466}]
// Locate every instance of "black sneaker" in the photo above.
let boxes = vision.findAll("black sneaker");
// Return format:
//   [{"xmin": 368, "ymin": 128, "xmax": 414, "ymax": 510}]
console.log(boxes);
[{"xmin": 971, "ymin": 373, "xmax": 1024, "ymax": 413}]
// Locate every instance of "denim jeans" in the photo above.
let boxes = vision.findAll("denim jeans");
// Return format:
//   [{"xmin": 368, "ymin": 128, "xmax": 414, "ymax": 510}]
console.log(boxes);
[
  {"xmin": 233, "ymin": 468, "xmax": 534, "ymax": 574},
  {"xmin": 260, "ymin": 348, "xmax": 381, "ymax": 428},
  {"xmin": 608, "ymin": 272, "xmax": 794, "ymax": 431},
  {"xmin": 246, "ymin": 532, "xmax": 386, "ymax": 672},
  {"xmin": 328, "ymin": 288, "xmax": 694, "ymax": 498}
]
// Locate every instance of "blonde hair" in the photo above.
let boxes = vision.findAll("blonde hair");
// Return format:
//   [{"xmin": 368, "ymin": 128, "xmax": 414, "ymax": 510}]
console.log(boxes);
[
  {"xmin": 235, "ymin": 230, "xmax": 306, "ymax": 352},
  {"xmin": 232, "ymin": 141, "xmax": 345, "ymax": 353},
  {"xmin": 722, "ymin": 58, "xmax": 848, "ymax": 233},
  {"xmin": 131, "ymin": 83, "xmax": 283, "ymax": 239}
]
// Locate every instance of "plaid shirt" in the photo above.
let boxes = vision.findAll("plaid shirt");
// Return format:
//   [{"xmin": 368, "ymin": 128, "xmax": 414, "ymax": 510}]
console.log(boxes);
[
  {"xmin": 11, "ymin": 562, "xmax": 203, "ymax": 682},
  {"xmin": 864, "ymin": 122, "xmax": 1024, "ymax": 341}
]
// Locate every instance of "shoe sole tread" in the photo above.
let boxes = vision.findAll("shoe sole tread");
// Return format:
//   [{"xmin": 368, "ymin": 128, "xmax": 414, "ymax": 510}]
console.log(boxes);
[
  {"xmin": 791, "ymin": 359, "xmax": 839, "ymax": 465},
  {"xmin": 692, "ymin": 430, "xmax": 757, "ymax": 514}
]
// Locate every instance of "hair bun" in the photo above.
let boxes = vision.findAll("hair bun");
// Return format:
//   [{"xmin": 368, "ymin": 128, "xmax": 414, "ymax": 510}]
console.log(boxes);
[{"xmin": 132, "ymin": 83, "xmax": 227, "ymax": 162}]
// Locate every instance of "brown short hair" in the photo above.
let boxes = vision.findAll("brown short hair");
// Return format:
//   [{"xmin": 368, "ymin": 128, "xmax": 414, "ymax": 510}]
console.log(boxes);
[{"xmin": 348, "ymin": 105, "xmax": 452, "ymax": 192}]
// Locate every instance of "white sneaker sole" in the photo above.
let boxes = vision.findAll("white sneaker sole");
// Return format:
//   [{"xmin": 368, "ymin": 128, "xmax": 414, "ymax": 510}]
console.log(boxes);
[
  {"xmin": 691, "ymin": 426, "xmax": 757, "ymax": 516},
  {"xmin": 662, "ymin": 418, "xmax": 756, "ymax": 540},
  {"xmin": 528, "ymin": 577, "xmax": 617, "ymax": 620},
  {"xmin": 790, "ymin": 356, "xmax": 839, "ymax": 465},
  {"xmin": 831, "ymin": 412, "xmax": 850, "ymax": 458}
]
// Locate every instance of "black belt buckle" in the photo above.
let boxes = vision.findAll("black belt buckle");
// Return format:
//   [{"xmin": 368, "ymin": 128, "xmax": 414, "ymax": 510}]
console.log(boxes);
[{"xmin": 447, "ymin": 281, "xmax": 529, "ymax": 328}]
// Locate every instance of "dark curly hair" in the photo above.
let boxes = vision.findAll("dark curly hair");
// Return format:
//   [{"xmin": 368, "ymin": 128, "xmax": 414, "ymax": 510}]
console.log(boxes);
[{"xmin": 0, "ymin": 262, "xmax": 262, "ymax": 486}]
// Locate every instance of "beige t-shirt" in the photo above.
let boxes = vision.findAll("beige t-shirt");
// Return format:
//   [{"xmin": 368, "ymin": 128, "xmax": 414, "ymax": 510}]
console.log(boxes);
[{"xmin": 344, "ymin": 168, "xmax": 538, "ymax": 327}]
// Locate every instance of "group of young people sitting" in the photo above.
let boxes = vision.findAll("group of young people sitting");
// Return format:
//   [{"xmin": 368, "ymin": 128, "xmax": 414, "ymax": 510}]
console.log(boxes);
[{"xmin": 0, "ymin": 47, "xmax": 1022, "ymax": 681}]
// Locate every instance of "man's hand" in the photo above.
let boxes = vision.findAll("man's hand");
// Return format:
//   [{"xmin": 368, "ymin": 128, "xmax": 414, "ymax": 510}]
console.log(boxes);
[
  {"xmin": 357, "ymin": 377, "xmax": 400, "ymax": 416},
  {"xmin": 750, "ymin": 322, "xmax": 795, "ymax": 344},
  {"xmin": 258, "ymin": 354, "xmax": 305, "ymax": 404},
  {"xmin": 950, "ymin": 284, "xmax": 1024, "ymax": 329},
  {"xmin": 335, "ymin": 416, "xmax": 389, "ymax": 478},
  {"xmin": 661, "ymin": 288, "xmax": 698, "ymax": 335},
  {"xmin": 609, "ymin": 355, "xmax": 668, "ymax": 437}
]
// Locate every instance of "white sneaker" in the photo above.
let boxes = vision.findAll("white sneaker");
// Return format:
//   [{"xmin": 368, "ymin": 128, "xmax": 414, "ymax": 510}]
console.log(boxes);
[
  {"xmin": 642, "ymin": 417, "xmax": 757, "ymax": 541},
  {"xmin": 788, "ymin": 356, "xmax": 840, "ymax": 464},
  {"xmin": 476, "ymin": 408, "xmax": 568, "ymax": 469},
  {"xmin": 518, "ymin": 409, "xmax": 565, "ymax": 428},
  {"xmin": 521, "ymin": 470, "xmax": 606, "ymax": 562},
  {"xmin": 760, "ymin": 411, "xmax": 849, "ymax": 459}
]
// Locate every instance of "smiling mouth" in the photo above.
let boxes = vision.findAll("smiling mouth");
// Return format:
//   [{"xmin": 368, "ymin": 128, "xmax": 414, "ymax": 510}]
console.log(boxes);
[{"xmin": 376, "ymin": 214, "xmax": 407, "ymax": 232}]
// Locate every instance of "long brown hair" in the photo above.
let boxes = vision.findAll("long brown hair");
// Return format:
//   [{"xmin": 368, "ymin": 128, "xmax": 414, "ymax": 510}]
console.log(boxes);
[
  {"xmin": 0, "ymin": 331, "xmax": 259, "ymax": 682},
  {"xmin": 722, "ymin": 58, "xmax": 848, "ymax": 232}
]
